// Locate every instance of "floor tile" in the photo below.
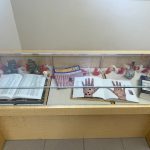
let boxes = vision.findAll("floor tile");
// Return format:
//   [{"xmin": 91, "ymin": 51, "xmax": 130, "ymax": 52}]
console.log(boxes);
[
  {"xmin": 84, "ymin": 138, "xmax": 124, "ymax": 150},
  {"xmin": 44, "ymin": 139, "xmax": 83, "ymax": 150},
  {"xmin": 122, "ymin": 138, "xmax": 150, "ymax": 150},
  {"xmin": 3, "ymin": 140, "xmax": 45, "ymax": 150}
]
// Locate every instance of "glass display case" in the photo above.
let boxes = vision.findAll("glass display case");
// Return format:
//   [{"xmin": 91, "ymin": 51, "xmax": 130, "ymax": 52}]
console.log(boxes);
[
  {"xmin": 0, "ymin": 50, "xmax": 149, "ymax": 106},
  {"xmin": 0, "ymin": 50, "xmax": 150, "ymax": 150}
]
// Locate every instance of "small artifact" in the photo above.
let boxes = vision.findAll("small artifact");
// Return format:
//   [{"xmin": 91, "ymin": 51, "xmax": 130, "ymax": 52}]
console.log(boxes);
[
  {"xmin": 124, "ymin": 61, "xmax": 135, "ymax": 79},
  {"xmin": 39, "ymin": 64, "xmax": 48, "ymax": 74},
  {"xmin": 7, "ymin": 60, "xmax": 18, "ymax": 73},
  {"xmin": 43, "ymin": 70, "xmax": 51, "ymax": 79},
  {"xmin": 3, "ymin": 65, "xmax": 11, "ymax": 74},
  {"xmin": 26, "ymin": 59, "xmax": 39, "ymax": 74},
  {"xmin": 141, "ymin": 67, "xmax": 150, "ymax": 74},
  {"xmin": 117, "ymin": 67, "xmax": 126, "ymax": 74},
  {"xmin": 105, "ymin": 67, "xmax": 112, "ymax": 74},
  {"xmin": 92, "ymin": 68, "xmax": 100, "ymax": 76}
]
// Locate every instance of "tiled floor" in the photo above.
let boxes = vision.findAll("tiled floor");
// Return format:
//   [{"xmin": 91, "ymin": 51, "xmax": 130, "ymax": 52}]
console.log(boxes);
[{"xmin": 3, "ymin": 138, "xmax": 150, "ymax": 150}]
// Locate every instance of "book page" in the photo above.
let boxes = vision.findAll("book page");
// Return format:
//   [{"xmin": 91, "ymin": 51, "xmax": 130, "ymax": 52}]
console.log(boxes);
[
  {"xmin": 103, "ymin": 79, "xmax": 138, "ymax": 102},
  {"xmin": 72, "ymin": 76, "xmax": 105, "ymax": 99},
  {"xmin": 14, "ymin": 74, "xmax": 46, "ymax": 99},
  {"xmin": 0, "ymin": 74, "xmax": 22, "ymax": 99}
]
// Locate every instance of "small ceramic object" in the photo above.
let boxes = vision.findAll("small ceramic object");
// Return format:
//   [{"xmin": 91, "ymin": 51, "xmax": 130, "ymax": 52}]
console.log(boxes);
[
  {"xmin": 124, "ymin": 62, "xmax": 135, "ymax": 79},
  {"xmin": 117, "ymin": 67, "xmax": 126, "ymax": 74},
  {"xmin": 92, "ymin": 68, "xmax": 100, "ymax": 76},
  {"xmin": 141, "ymin": 67, "xmax": 150, "ymax": 74},
  {"xmin": 105, "ymin": 67, "xmax": 112, "ymax": 74},
  {"xmin": 39, "ymin": 64, "xmax": 48, "ymax": 74},
  {"xmin": 26, "ymin": 59, "xmax": 39, "ymax": 74}
]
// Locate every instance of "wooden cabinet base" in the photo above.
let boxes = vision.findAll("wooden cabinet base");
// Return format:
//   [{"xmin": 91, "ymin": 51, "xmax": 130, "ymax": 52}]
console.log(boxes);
[
  {"xmin": 146, "ymin": 131, "xmax": 150, "ymax": 147},
  {"xmin": 0, "ymin": 132, "xmax": 5, "ymax": 150},
  {"xmin": 0, "ymin": 115, "xmax": 150, "ymax": 140}
]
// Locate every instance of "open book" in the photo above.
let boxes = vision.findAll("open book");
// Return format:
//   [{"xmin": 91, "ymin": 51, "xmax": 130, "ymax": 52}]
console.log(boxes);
[
  {"xmin": 0, "ymin": 74, "xmax": 46, "ymax": 100},
  {"xmin": 72, "ymin": 76, "xmax": 138, "ymax": 103}
]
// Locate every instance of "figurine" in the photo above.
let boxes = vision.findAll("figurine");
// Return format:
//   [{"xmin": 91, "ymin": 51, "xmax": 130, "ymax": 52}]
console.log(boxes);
[
  {"xmin": 7, "ymin": 60, "xmax": 18, "ymax": 73},
  {"xmin": 124, "ymin": 61, "xmax": 135, "ymax": 79},
  {"xmin": 43, "ymin": 70, "xmax": 51, "ymax": 79},
  {"xmin": 3, "ymin": 65, "xmax": 11, "ymax": 74},
  {"xmin": 26, "ymin": 59, "xmax": 39, "ymax": 74},
  {"xmin": 141, "ymin": 67, "xmax": 150, "ymax": 74},
  {"xmin": 105, "ymin": 67, "xmax": 113, "ymax": 74},
  {"xmin": 39, "ymin": 64, "xmax": 48, "ymax": 74},
  {"xmin": 92, "ymin": 68, "xmax": 100, "ymax": 76},
  {"xmin": 117, "ymin": 67, "xmax": 126, "ymax": 74},
  {"xmin": 42, "ymin": 65, "xmax": 53, "ymax": 78}
]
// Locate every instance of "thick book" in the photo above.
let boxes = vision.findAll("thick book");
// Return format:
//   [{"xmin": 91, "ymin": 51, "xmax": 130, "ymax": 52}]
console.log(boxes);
[
  {"xmin": 0, "ymin": 74, "xmax": 46, "ymax": 104},
  {"xmin": 72, "ymin": 76, "xmax": 138, "ymax": 103}
]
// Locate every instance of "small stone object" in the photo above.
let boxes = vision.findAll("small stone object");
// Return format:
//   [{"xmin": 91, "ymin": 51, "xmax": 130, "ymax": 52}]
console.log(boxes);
[
  {"xmin": 124, "ymin": 61, "xmax": 135, "ymax": 79},
  {"xmin": 92, "ymin": 68, "xmax": 100, "ymax": 76}
]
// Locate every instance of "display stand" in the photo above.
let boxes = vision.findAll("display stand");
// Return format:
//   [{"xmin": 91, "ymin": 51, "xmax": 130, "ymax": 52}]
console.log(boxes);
[{"xmin": 0, "ymin": 50, "xmax": 150, "ymax": 150}]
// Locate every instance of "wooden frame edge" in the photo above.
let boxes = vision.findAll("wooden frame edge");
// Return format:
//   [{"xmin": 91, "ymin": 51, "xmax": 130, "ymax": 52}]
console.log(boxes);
[{"xmin": 1, "ymin": 105, "xmax": 150, "ymax": 116}]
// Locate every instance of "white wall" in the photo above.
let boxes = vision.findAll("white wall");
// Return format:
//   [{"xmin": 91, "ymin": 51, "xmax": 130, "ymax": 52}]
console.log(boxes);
[
  {"xmin": 11, "ymin": 0, "xmax": 150, "ymax": 50},
  {"xmin": 0, "ymin": 0, "xmax": 21, "ymax": 50}
]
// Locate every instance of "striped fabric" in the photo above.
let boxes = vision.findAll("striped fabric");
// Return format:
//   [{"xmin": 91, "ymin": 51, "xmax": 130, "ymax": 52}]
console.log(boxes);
[{"xmin": 54, "ymin": 70, "xmax": 83, "ymax": 88}]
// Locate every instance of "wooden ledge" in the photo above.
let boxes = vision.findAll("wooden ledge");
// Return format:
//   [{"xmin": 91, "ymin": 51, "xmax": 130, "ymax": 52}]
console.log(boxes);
[{"xmin": 0, "ymin": 105, "xmax": 150, "ymax": 116}]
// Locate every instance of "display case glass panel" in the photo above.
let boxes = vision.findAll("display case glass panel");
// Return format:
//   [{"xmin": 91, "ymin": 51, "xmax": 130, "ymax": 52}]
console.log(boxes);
[{"xmin": 0, "ymin": 50, "xmax": 149, "ymax": 106}]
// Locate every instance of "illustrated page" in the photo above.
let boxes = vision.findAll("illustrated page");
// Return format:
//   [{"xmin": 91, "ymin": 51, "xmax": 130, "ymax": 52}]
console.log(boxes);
[
  {"xmin": 103, "ymin": 79, "xmax": 138, "ymax": 102},
  {"xmin": 73, "ymin": 76, "xmax": 105, "ymax": 99}
]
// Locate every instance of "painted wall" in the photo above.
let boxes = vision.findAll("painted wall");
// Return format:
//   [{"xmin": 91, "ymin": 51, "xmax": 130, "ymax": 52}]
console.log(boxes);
[
  {"xmin": 0, "ymin": 0, "xmax": 21, "ymax": 50},
  {"xmin": 11, "ymin": 0, "xmax": 150, "ymax": 50}
]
